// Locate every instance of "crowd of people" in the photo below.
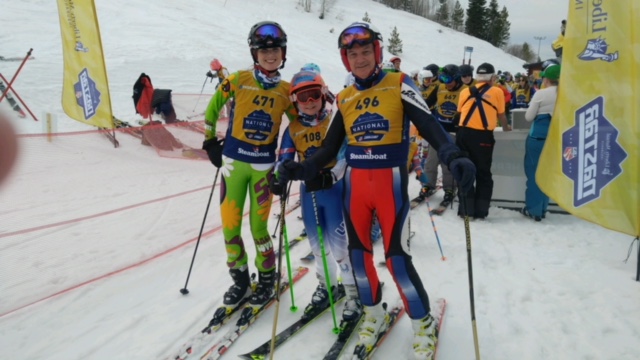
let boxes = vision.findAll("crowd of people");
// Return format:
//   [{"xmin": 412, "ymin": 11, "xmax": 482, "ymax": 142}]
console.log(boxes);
[{"xmin": 202, "ymin": 20, "xmax": 560, "ymax": 360}]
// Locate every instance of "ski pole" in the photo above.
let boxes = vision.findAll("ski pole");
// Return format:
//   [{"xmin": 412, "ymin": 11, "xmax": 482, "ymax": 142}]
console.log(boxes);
[
  {"xmin": 311, "ymin": 191, "xmax": 340, "ymax": 333},
  {"xmin": 459, "ymin": 187, "xmax": 481, "ymax": 360},
  {"xmin": 424, "ymin": 199, "xmax": 446, "ymax": 261},
  {"xmin": 269, "ymin": 182, "xmax": 297, "ymax": 359},
  {"xmin": 179, "ymin": 168, "xmax": 220, "ymax": 295},
  {"xmin": 191, "ymin": 76, "xmax": 208, "ymax": 112}
]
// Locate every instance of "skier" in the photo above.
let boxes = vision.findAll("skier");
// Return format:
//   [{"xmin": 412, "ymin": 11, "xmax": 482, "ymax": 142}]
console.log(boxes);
[
  {"xmin": 459, "ymin": 64, "xmax": 475, "ymax": 87},
  {"xmin": 271, "ymin": 69, "xmax": 361, "ymax": 321},
  {"xmin": 276, "ymin": 22, "xmax": 476, "ymax": 359},
  {"xmin": 423, "ymin": 64, "xmax": 467, "ymax": 211},
  {"xmin": 202, "ymin": 21, "xmax": 296, "ymax": 311},
  {"xmin": 511, "ymin": 73, "xmax": 536, "ymax": 109},
  {"xmin": 206, "ymin": 58, "xmax": 230, "ymax": 90}
]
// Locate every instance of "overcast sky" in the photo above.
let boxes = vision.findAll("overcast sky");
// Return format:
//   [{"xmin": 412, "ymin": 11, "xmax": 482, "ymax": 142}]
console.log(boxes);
[{"xmin": 457, "ymin": 0, "xmax": 569, "ymax": 61}]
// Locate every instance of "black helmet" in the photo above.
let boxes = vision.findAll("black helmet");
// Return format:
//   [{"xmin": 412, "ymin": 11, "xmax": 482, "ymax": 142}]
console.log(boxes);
[
  {"xmin": 248, "ymin": 21, "xmax": 288, "ymax": 68},
  {"xmin": 459, "ymin": 64, "xmax": 474, "ymax": 77},
  {"xmin": 439, "ymin": 64, "xmax": 460, "ymax": 84},
  {"xmin": 423, "ymin": 64, "xmax": 439, "ymax": 78}
]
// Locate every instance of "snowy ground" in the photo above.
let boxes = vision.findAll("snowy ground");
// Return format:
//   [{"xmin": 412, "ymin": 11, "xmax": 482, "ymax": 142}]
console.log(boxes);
[{"xmin": 1, "ymin": 1, "xmax": 639, "ymax": 359}]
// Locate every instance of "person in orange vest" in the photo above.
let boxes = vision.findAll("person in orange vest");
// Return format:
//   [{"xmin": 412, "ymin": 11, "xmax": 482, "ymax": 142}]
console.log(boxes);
[{"xmin": 455, "ymin": 62, "xmax": 511, "ymax": 220}]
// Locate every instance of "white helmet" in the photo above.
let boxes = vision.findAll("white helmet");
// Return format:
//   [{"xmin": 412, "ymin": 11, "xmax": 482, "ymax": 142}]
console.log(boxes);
[
  {"xmin": 418, "ymin": 69, "xmax": 433, "ymax": 84},
  {"xmin": 382, "ymin": 61, "xmax": 395, "ymax": 71}
]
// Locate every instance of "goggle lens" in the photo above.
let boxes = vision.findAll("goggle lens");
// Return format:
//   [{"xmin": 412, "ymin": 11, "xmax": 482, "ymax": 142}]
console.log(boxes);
[
  {"xmin": 295, "ymin": 88, "xmax": 323, "ymax": 103},
  {"xmin": 253, "ymin": 24, "xmax": 284, "ymax": 45},
  {"xmin": 438, "ymin": 73, "xmax": 454, "ymax": 84},
  {"xmin": 339, "ymin": 26, "xmax": 373, "ymax": 49}
]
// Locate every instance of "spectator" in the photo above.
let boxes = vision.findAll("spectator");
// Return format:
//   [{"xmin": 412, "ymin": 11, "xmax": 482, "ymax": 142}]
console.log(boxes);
[
  {"xmin": 456, "ymin": 62, "xmax": 511, "ymax": 219},
  {"xmin": 521, "ymin": 64, "xmax": 561, "ymax": 221}
]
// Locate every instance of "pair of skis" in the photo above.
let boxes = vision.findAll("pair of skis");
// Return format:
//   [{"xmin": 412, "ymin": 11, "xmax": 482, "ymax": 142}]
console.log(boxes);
[
  {"xmin": 166, "ymin": 266, "xmax": 309, "ymax": 360},
  {"xmin": 240, "ymin": 298, "xmax": 446, "ymax": 359}
]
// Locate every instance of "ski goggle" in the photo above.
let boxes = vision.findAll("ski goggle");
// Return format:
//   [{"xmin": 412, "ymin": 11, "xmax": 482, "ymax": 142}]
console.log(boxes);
[
  {"xmin": 293, "ymin": 88, "xmax": 323, "ymax": 103},
  {"xmin": 339, "ymin": 26, "xmax": 375, "ymax": 49},
  {"xmin": 252, "ymin": 24, "xmax": 286, "ymax": 47},
  {"xmin": 438, "ymin": 72, "xmax": 454, "ymax": 85}
]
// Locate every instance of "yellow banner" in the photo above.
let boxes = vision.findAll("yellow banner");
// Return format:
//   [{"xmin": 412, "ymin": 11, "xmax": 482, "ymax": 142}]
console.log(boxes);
[
  {"xmin": 537, "ymin": 0, "xmax": 639, "ymax": 236},
  {"xmin": 56, "ymin": 0, "xmax": 113, "ymax": 128}
]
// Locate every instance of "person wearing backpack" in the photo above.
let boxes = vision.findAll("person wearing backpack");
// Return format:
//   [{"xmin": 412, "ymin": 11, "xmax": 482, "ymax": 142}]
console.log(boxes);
[
  {"xmin": 202, "ymin": 21, "xmax": 297, "ymax": 310},
  {"xmin": 455, "ymin": 62, "xmax": 511, "ymax": 220}
]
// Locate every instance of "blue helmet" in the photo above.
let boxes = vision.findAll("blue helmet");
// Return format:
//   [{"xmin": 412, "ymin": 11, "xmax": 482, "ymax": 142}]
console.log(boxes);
[{"xmin": 301, "ymin": 63, "xmax": 321, "ymax": 73}]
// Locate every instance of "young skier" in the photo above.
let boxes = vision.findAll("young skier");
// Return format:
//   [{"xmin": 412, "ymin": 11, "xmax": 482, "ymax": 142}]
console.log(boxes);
[
  {"xmin": 277, "ymin": 22, "xmax": 476, "ymax": 359},
  {"xmin": 271, "ymin": 69, "xmax": 361, "ymax": 321},
  {"xmin": 202, "ymin": 21, "xmax": 296, "ymax": 310}
]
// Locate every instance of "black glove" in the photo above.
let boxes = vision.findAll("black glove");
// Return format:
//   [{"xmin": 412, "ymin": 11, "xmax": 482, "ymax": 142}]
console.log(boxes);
[
  {"xmin": 304, "ymin": 171, "xmax": 334, "ymax": 192},
  {"xmin": 448, "ymin": 154, "xmax": 476, "ymax": 195},
  {"xmin": 202, "ymin": 138, "xmax": 224, "ymax": 168},
  {"xmin": 206, "ymin": 71, "xmax": 215, "ymax": 78},
  {"xmin": 277, "ymin": 159, "xmax": 310, "ymax": 183},
  {"xmin": 269, "ymin": 170, "xmax": 286, "ymax": 196}
]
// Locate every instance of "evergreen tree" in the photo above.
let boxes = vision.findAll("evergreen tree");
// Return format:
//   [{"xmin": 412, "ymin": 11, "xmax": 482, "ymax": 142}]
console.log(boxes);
[
  {"xmin": 435, "ymin": 0, "xmax": 450, "ymax": 27},
  {"xmin": 486, "ymin": 0, "xmax": 501, "ymax": 46},
  {"xmin": 363, "ymin": 11, "xmax": 372, "ymax": 22},
  {"xmin": 465, "ymin": 0, "xmax": 488, "ymax": 41},
  {"xmin": 498, "ymin": 6, "xmax": 511, "ymax": 47},
  {"xmin": 451, "ymin": 1, "xmax": 465, "ymax": 31},
  {"xmin": 387, "ymin": 26, "xmax": 403, "ymax": 55}
]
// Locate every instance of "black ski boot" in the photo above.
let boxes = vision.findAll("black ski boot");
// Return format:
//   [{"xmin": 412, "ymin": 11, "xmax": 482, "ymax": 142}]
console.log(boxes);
[
  {"xmin": 223, "ymin": 267, "xmax": 251, "ymax": 306},
  {"xmin": 249, "ymin": 269, "xmax": 276, "ymax": 306},
  {"xmin": 419, "ymin": 185, "xmax": 437, "ymax": 200},
  {"xmin": 439, "ymin": 189, "xmax": 455, "ymax": 208}
]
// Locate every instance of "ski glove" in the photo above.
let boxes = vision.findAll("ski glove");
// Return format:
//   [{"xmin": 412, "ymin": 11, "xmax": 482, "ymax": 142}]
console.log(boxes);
[
  {"xmin": 269, "ymin": 170, "xmax": 286, "ymax": 196},
  {"xmin": 448, "ymin": 155, "xmax": 476, "ymax": 195},
  {"xmin": 305, "ymin": 170, "xmax": 334, "ymax": 192},
  {"xmin": 202, "ymin": 138, "xmax": 224, "ymax": 168},
  {"xmin": 276, "ymin": 159, "xmax": 313, "ymax": 184}
]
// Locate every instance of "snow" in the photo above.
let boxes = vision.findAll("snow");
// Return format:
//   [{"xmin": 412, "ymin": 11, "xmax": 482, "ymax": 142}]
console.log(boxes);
[{"xmin": 1, "ymin": 1, "xmax": 638, "ymax": 359}]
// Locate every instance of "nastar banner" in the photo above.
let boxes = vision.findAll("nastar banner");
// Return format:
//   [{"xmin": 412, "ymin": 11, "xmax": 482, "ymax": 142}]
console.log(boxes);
[
  {"xmin": 56, "ymin": 0, "xmax": 113, "ymax": 128},
  {"xmin": 537, "ymin": 0, "xmax": 639, "ymax": 236}
]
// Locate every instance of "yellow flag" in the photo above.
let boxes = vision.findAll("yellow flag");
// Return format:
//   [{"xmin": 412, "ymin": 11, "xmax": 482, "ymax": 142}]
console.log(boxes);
[
  {"xmin": 56, "ymin": 0, "xmax": 113, "ymax": 129},
  {"xmin": 537, "ymin": 1, "xmax": 639, "ymax": 236}
]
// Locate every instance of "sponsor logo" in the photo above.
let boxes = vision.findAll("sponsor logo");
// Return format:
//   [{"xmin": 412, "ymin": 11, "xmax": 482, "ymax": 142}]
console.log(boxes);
[
  {"xmin": 349, "ymin": 147, "xmax": 388, "ymax": 160},
  {"xmin": 561, "ymin": 97, "xmax": 627, "ymax": 207},
  {"xmin": 350, "ymin": 112, "xmax": 389, "ymax": 142},
  {"xmin": 73, "ymin": 68, "xmax": 101, "ymax": 120},
  {"xmin": 238, "ymin": 147, "xmax": 270, "ymax": 157},
  {"xmin": 243, "ymin": 109, "xmax": 273, "ymax": 141},
  {"xmin": 576, "ymin": 0, "xmax": 619, "ymax": 62},
  {"xmin": 563, "ymin": 147, "xmax": 577, "ymax": 161},
  {"xmin": 401, "ymin": 87, "xmax": 431, "ymax": 115}
]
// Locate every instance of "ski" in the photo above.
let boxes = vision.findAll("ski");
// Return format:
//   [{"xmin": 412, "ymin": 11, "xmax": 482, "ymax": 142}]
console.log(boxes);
[
  {"xmin": 167, "ymin": 276, "xmax": 260, "ymax": 360},
  {"xmin": 0, "ymin": 55, "xmax": 35, "ymax": 61},
  {"xmin": 273, "ymin": 200, "xmax": 301, "ymax": 218},
  {"xmin": 274, "ymin": 231, "xmax": 306, "ymax": 256},
  {"xmin": 300, "ymin": 251, "xmax": 314, "ymax": 262},
  {"xmin": 350, "ymin": 303, "xmax": 406, "ymax": 360},
  {"xmin": 431, "ymin": 298, "xmax": 447, "ymax": 360},
  {"xmin": 237, "ymin": 285, "xmax": 347, "ymax": 360},
  {"xmin": 0, "ymin": 78, "xmax": 26, "ymax": 118},
  {"xmin": 322, "ymin": 310, "xmax": 365, "ymax": 360},
  {"xmin": 198, "ymin": 266, "xmax": 310, "ymax": 360},
  {"xmin": 430, "ymin": 197, "xmax": 453, "ymax": 216}
]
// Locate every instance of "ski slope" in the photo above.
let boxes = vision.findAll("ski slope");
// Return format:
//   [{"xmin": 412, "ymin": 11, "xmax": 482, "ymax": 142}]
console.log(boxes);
[{"xmin": 1, "ymin": 1, "xmax": 639, "ymax": 359}]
